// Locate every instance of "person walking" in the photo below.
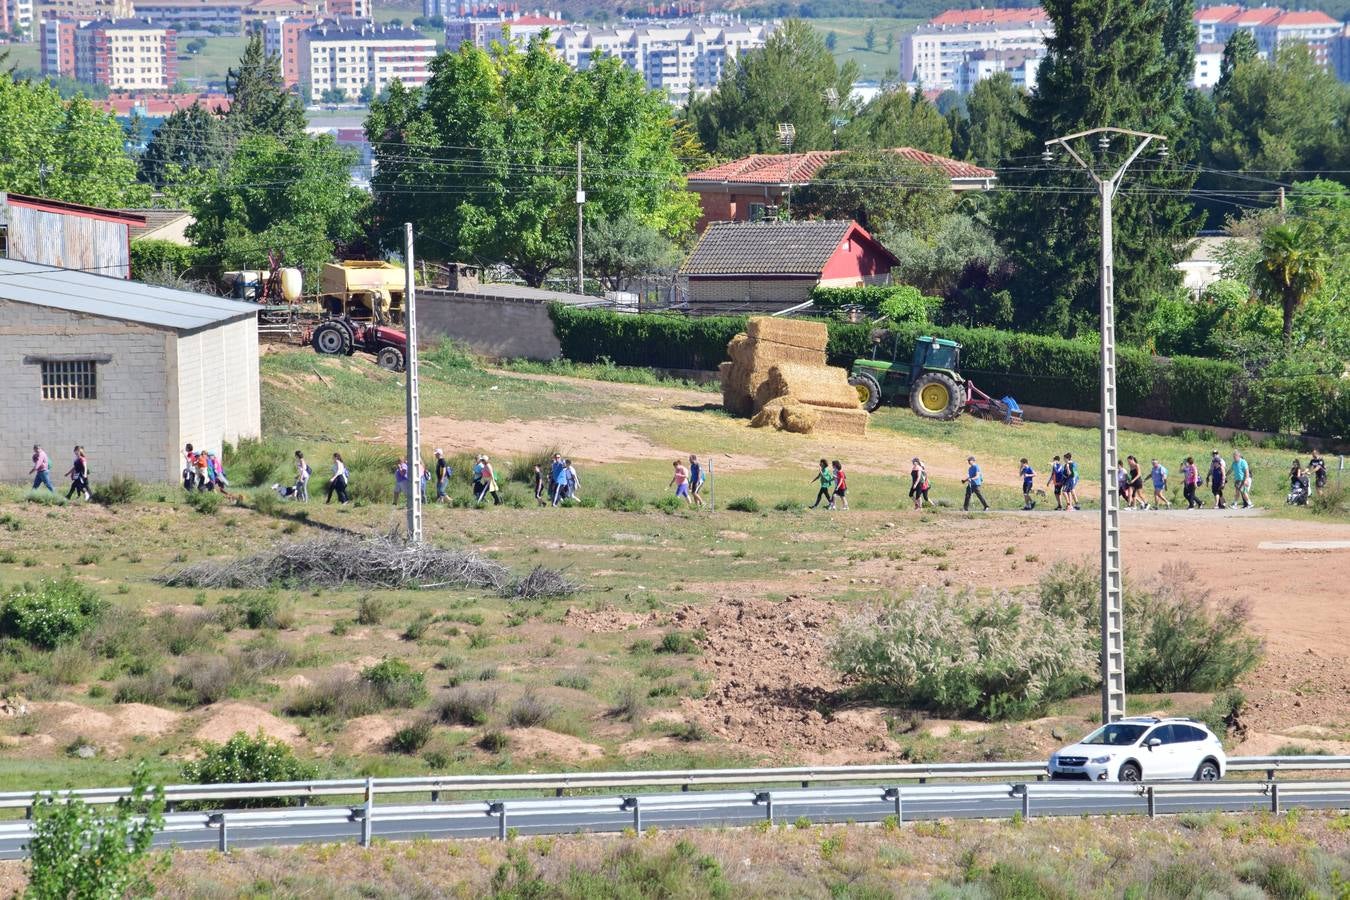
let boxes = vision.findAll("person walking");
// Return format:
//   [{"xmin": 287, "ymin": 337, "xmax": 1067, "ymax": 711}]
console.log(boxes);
[
  {"xmin": 1209, "ymin": 451, "xmax": 1227, "ymax": 509},
  {"xmin": 479, "ymin": 456, "xmax": 502, "ymax": 505},
  {"xmin": 832, "ymin": 460, "xmax": 849, "ymax": 510},
  {"xmin": 1126, "ymin": 456, "xmax": 1145, "ymax": 509},
  {"xmin": 549, "ymin": 453, "xmax": 565, "ymax": 505},
  {"xmin": 471, "ymin": 455, "xmax": 485, "ymax": 500},
  {"xmin": 564, "ymin": 459, "xmax": 579, "ymax": 502},
  {"xmin": 1047, "ymin": 455, "xmax": 1065, "ymax": 510},
  {"xmin": 64, "ymin": 446, "xmax": 90, "ymax": 501},
  {"xmin": 1232, "ymin": 451, "xmax": 1252, "ymax": 509},
  {"xmin": 207, "ymin": 451, "xmax": 230, "ymax": 496},
  {"xmin": 195, "ymin": 450, "xmax": 211, "ymax": 492},
  {"xmin": 1019, "ymin": 458, "xmax": 1036, "ymax": 510},
  {"xmin": 393, "ymin": 458, "xmax": 411, "ymax": 506},
  {"xmin": 1308, "ymin": 450, "xmax": 1327, "ymax": 496},
  {"xmin": 1150, "ymin": 459, "xmax": 1171, "ymax": 509},
  {"xmin": 669, "ymin": 459, "xmax": 690, "ymax": 503},
  {"xmin": 1116, "ymin": 461, "xmax": 1131, "ymax": 508},
  {"xmin": 1063, "ymin": 453, "xmax": 1081, "ymax": 510},
  {"xmin": 532, "ymin": 464, "xmax": 546, "ymax": 506},
  {"xmin": 183, "ymin": 443, "xmax": 199, "ymax": 491},
  {"xmin": 962, "ymin": 456, "xmax": 989, "ymax": 511},
  {"xmin": 1182, "ymin": 456, "xmax": 1201, "ymax": 509},
  {"xmin": 909, "ymin": 458, "xmax": 931, "ymax": 509},
  {"xmin": 326, "ymin": 453, "xmax": 349, "ymax": 504},
  {"xmin": 689, "ymin": 454, "xmax": 705, "ymax": 509},
  {"xmin": 809, "ymin": 459, "xmax": 835, "ymax": 510},
  {"xmin": 294, "ymin": 451, "xmax": 310, "ymax": 501},
  {"xmin": 434, "ymin": 450, "xmax": 450, "ymax": 503},
  {"xmin": 29, "ymin": 445, "xmax": 54, "ymax": 493}
]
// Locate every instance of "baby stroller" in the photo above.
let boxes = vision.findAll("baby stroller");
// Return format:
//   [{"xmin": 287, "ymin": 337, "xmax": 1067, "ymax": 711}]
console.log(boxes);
[{"xmin": 1287, "ymin": 475, "xmax": 1310, "ymax": 506}]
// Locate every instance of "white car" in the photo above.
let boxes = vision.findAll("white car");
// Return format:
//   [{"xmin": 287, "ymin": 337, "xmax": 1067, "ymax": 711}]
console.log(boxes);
[{"xmin": 1048, "ymin": 717, "xmax": 1226, "ymax": 783}]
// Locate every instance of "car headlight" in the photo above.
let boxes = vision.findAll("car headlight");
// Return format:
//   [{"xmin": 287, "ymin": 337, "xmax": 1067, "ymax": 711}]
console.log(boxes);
[{"xmin": 1091, "ymin": 755, "xmax": 1113, "ymax": 765}]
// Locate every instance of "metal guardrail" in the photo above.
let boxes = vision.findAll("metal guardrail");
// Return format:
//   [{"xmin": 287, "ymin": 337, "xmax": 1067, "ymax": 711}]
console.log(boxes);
[{"xmin": 4, "ymin": 756, "xmax": 1350, "ymax": 815}]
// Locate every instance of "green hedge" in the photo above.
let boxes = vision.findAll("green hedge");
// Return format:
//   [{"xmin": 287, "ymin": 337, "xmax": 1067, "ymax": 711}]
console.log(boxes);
[
  {"xmin": 130, "ymin": 239, "xmax": 201, "ymax": 282},
  {"xmin": 547, "ymin": 306, "xmax": 1345, "ymax": 437}
]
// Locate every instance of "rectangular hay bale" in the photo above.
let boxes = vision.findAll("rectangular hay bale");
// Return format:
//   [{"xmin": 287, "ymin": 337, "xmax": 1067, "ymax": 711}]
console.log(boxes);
[
  {"xmin": 762, "ymin": 363, "xmax": 861, "ymax": 410},
  {"xmin": 809, "ymin": 405, "xmax": 869, "ymax": 436},
  {"xmin": 745, "ymin": 316, "xmax": 829, "ymax": 352}
]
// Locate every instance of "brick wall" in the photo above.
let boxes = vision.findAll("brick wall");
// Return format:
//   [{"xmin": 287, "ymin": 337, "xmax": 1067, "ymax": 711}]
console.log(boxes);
[{"xmin": 0, "ymin": 299, "xmax": 175, "ymax": 484}]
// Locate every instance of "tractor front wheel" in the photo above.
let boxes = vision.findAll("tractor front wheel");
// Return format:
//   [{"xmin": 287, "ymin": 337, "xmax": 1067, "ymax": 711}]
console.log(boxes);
[
  {"xmin": 910, "ymin": 373, "xmax": 963, "ymax": 421},
  {"xmin": 376, "ymin": 346, "xmax": 406, "ymax": 372},
  {"xmin": 311, "ymin": 321, "xmax": 351, "ymax": 356},
  {"xmin": 848, "ymin": 372, "xmax": 883, "ymax": 412}
]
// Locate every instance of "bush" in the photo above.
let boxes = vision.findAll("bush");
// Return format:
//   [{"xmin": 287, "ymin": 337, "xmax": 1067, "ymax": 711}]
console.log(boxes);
[
  {"xmin": 657, "ymin": 631, "xmax": 700, "ymax": 655},
  {"xmin": 726, "ymin": 496, "xmax": 760, "ymax": 513},
  {"xmin": 0, "ymin": 577, "xmax": 105, "ymax": 648},
  {"xmin": 181, "ymin": 731, "xmax": 317, "ymax": 807},
  {"xmin": 832, "ymin": 587, "xmax": 1095, "ymax": 720},
  {"xmin": 285, "ymin": 674, "xmax": 379, "ymax": 718},
  {"xmin": 609, "ymin": 683, "xmax": 647, "ymax": 723},
  {"xmin": 361, "ymin": 658, "xmax": 427, "ymax": 708},
  {"xmin": 387, "ymin": 720, "xmax": 433, "ymax": 754},
  {"xmin": 183, "ymin": 490, "xmax": 221, "ymax": 515},
  {"xmin": 1310, "ymin": 484, "xmax": 1348, "ymax": 516},
  {"xmin": 356, "ymin": 594, "xmax": 391, "ymax": 625},
  {"xmin": 91, "ymin": 475, "xmax": 137, "ymax": 506},
  {"xmin": 506, "ymin": 447, "xmax": 559, "ymax": 486},
  {"xmin": 423, "ymin": 339, "xmax": 477, "ymax": 371},
  {"xmin": 220, "ymin": 590, "xmax": 290, "ymax": 630},
  {"xmin": 549, "ymin": 305, "xmax": 745, "ymax": 371},
  {"xmin": 437, "ymin": 687, "xmax": 498, "ymax": 726},
  {"xmin": 27, "ymin": 764, "xmax": 163, "ymax": 899},
  {"xmin": 130, "ymin": 238, "xmax": 199, "ymax": 281},
  {"xmin": 478, "ymin": 729, "xmax": 509, "ymax": 753},
  {"xmin": 604, "ymin": 488, "xmax": 645, "ymax": 512},
  {"xmin": 651, "ymin": 494, "xmax": 685, "ymax": 514},
  {"xmin": 506, "ymin": 690, "xmax": 556, "ymax": 728}
]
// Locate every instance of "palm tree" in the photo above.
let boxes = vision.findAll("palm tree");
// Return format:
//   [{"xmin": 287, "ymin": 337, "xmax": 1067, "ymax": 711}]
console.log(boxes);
[{"xmin": 1252, "ymin": 222, "xmax": 1327, "ymax": 345}]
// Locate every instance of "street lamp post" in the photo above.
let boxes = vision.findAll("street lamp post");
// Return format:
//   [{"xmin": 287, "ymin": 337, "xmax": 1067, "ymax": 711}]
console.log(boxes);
[{"xmin": 1043, "ymin": 127, "xmax": 1167, "ymax": 725}]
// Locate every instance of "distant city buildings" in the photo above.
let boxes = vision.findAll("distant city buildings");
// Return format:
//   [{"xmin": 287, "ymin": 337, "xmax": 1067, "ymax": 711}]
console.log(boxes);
[
  {"xmin": 40, "ymin": 17, "xmax": 176, "ymax": 90},
  {"xmin": 905, "ymin": 4, "xmax": 1346, "ymax": 94},
  {"xmin": 0, "ymin": 0, "xmax": 33, "ymax": 38},
  {"xmin": 297, "ymin": 19, "xmax": 435, "ymax": 102}
]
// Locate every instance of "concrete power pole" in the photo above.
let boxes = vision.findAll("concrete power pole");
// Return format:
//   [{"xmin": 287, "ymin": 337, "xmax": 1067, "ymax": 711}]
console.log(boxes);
[
  {"xmin": 576, "ymin": 141, "xmax": 585, "ymax": 295},
  {"xmin": 404, "ymin": 222, "xmax": 423, "ymax": 544},
  {"xmin": 1043, "ymin": 127, "xmax": 1166, "ymax": 725}
]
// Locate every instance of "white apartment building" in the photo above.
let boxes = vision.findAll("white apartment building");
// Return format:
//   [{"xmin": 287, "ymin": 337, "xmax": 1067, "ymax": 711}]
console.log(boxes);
[
  {"xmin": 299, "ymin": 20, "xmax": 436, "ymax": 102},
  {"xmin": 1199, "ymin": 5, "xmax": 1341, "ymax": 67},
  {"xmin": 954, "ymin": 47, "xmax": 1042, "ymax": 93},
  {"xmin": 901, "ymin": 7, "xmax": 1052, "ymax": 91},
  {"xmin": 1193, "ymin": 42, "xmax": 1225, "ymax": 89}
]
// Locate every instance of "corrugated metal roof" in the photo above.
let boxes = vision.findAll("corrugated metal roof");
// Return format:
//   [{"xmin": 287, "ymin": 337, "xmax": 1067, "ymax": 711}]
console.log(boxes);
[{"xmin": 0, "ymin": 258, "xmax": 260, "ymax": 331}]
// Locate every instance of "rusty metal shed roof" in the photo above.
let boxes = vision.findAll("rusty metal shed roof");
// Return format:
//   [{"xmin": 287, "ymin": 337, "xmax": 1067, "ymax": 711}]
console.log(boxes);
[{"xmin": 0, "ymin": 258, "xmax": 260, "ymax": 332}]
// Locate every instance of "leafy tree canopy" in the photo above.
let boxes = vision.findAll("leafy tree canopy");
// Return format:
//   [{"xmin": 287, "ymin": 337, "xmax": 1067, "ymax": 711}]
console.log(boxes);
[
  {"xmin": 841, "ymin": 86, "xmax": 951, "ymax": 155},
  {"xmin": 222, "ymin": 32, "xmax": 306, "ymax": 140},
  {"xmin": 139, "ymin": 102, "xmax": 232, "ymax": 190},
  {"xmin": 794, "ymin": 149, "xmax": 954, "ymax": 235}
]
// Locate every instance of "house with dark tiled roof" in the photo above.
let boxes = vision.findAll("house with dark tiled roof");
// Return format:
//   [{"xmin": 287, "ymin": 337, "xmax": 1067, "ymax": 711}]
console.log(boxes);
[
  {"xmin": 679, "ymin": 219, "xmax": 898, "ymax": 314},
  {"xmin": 686, "ymin": 148, "xmax": 995, "ymax": 231},
  {"xmin": 121, "ymin": 208, "xmax": 194, "ymax": 246}
]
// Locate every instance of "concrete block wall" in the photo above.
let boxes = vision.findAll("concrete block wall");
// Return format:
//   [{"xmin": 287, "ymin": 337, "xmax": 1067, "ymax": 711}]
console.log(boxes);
[
  {"xmin": 418, "ymin": 291, "xmax": 563, "ymax": 360},
  {"xmin": 685, "ymin": 277, "xmax": 815, "ymax": 313},
  {"xmin": 0, "ymin": 299, "xmax": 175, "ymax": 483},
  {"xmin": 173, "ymin": 315, "xmax": 261, "ymax": 468}
]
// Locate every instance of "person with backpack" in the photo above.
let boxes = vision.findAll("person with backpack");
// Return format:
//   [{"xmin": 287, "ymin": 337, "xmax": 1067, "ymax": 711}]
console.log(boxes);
[
  {"xmin": 326, "ymin": 453, "xmax": 349, "ymax": 504},
  {"xmin": 1019, "ymin": 458, "xmax": 1036, "ymax": 510},
  {"xmin": 809, "ymin": 458, "xmax": 835, "ymax": 510},
  {"xmin": 1182, "ymin": 456, "xmax": 1201, "ymax": 509},
  {"xmin": 689, "ymin": 454, "xmax": 705, "ymax": 509},
  {"xmin": 1209, "ymin": 451, "xmax": 1227, "ymax": 509},
  {"xmin": 1232, "ymin": 451, "xmax": 1252, "ymax": 509},
  {"xmin": 1047, "ymin": 455, "xmax": 1065, "ymax": 510},
  {"xmin": 64, "ymin": 446, "xmax": 90, "ymax": 501},
  {"xmin": 479, "ymin": 456, "xmax": 502, "ymax": 505},
  {"xmin": 909, "ymin": 457, "xmax": 931, "ymax": 509},
  {"xmin": 831, "ymin": 460, "xmax": 849, "ymax": 510},
  {"xmin": 1150, "ymin": 459, "xmax": 1171, "ymax": 509},
  {"xmin": 294, "ymin": 450, "xmax": 311, "ymax": 501},
  {"xmin": 962, "ymin": 455, "xmax": 989, "ymax": 511},
  {"xmin": 1063, "ymin": 452, "xmax": 1081, "ymax": 510}
]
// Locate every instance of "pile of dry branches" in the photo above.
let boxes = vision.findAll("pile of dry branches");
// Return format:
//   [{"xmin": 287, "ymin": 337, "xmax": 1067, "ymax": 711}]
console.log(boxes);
[{"xmin": 158, "ymin": 532, "xmax": 575, "ymax": 599}]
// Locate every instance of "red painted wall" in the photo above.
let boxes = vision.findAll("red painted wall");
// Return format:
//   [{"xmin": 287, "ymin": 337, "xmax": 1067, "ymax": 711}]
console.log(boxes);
[{"xmin": 819, "ymin": 228, "xmax": 893, "ymax": 282}]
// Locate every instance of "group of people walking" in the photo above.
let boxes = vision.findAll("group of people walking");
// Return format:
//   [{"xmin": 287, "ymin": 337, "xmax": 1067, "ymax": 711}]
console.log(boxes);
[
  {"xmin": 183, "ymin": 444, "xmax": 231, "ymax": 495},
  {"xmin": 27, "ymin": 444, "xmax": 92, "ymax": 501}
]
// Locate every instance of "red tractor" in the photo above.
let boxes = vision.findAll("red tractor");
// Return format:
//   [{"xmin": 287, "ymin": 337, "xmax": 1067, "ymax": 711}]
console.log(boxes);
[{"xmin": 309, "ymin": 317, "xmax": 407, "ymax": 371}]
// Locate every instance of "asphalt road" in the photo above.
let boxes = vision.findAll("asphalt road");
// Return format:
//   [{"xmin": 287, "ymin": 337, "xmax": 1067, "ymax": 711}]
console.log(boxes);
[{"xmin": 1, "ymin": 783, "xmax": 1346, "ymax": 859}]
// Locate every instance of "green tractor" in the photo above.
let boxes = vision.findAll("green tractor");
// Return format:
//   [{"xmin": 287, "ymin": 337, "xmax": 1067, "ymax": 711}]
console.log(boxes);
[{"xmin": 848, "ymin": 334, "xmax": 1021, "ymax": 423}]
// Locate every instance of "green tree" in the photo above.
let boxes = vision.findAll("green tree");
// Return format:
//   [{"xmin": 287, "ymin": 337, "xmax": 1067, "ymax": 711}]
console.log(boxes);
[
  {"xmin": 139, "ymin": 102, "xmax": 231, "ymax": 189},
  {"xmin": 794, "ymin": 150, "xmax": 954, "ymax": 234},
  {"xmin": 182, "ymin": 731, "xmax": 319, "ymax": 808},
  {"xmin": 587, "ymin": 212, "xmax": 683, "ymax": 291},
  {"xmin": 958, "ymin": 73, "xmax": 1028, "ymax": 168},
  {"xmin": 842, "ymin": 85, "xmax": 951, "ymax": 154},
  {"xmin": 320, "ymin": 86, "xmax": 347, "ymax": 104},
  {"xmin": 864, "ymin": 23, "xmax": 877, "ymax": 52},
  {"xmin": 368, "ymin": 41, "xmax": 697, "ymax": 287},
  {"xmin": 991, "ymin": 0, "xmax": 1200, "ymax": 337},
  {"xmin": 26, "ymin": 765, "xmax": 164, "ymax": 900},
  {"xmin": 0, "ymin": 73, "xmax": 148, "ymax": 207},
  {"xmin": 1214, "ymin": 28, "xmax": 1256, "ymax": 100},
  {"xmin": 1253, "ymin": 222, "xmax": 1328, "ymax": 345},
  {"xmin": 187, "ymin": 133, "xmax": 367, "ymax": 284},
  {"xmin": 222, "ymin": 32, "xmax": 305, "ymax": 140},
  {"xmin": 687, "ymin": 19, "xmax": 858, "ymax": 156}
]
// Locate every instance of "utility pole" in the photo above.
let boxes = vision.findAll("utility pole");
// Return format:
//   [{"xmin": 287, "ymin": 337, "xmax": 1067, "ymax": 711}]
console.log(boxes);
[
  {"xmin": 1043, "ymin": 127, "xmax": 1167, "ymax": 725},
  {"xmin": 404, "ymin": 222, "xmax": 423, "ymax": 544},
  {"xmin": 575, "ymin": 141, "xmax": 585, "ymax": 295}
]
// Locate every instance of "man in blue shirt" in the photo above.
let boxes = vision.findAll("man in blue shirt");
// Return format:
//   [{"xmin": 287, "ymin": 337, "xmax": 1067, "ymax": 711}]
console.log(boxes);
[
  {"xmin": 1232, "ymin": 451, "xmax": 1252, "ymax": 509},
  {"xmin": 962, "ymin": 455, "xmax": 989, "ymax": 511},
  {"xmin": 1020, "ymin": 458, "xmax": 1036, "ymax": 510}
]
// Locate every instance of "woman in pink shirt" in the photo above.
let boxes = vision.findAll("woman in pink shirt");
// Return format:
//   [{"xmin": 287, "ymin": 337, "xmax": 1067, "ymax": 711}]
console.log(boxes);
[{"xmin": 669, "ymin": 460, "xmax": 690, "ymax": 503}]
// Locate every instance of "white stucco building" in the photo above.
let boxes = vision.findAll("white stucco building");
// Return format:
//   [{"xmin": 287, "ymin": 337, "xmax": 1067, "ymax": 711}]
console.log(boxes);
[{"xmin": 0, "ymin": 259, "xmax": 261, "ymax": 485}]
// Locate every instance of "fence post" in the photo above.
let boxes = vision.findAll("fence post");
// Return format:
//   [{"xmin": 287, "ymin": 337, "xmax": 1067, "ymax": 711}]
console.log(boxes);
[
  {"xmin": 1270, "ymin": 783, "xmax": 1281, "ymax": 815},
  {"xmin": 218, "ymin": 814, "xmax": 228, "ymax": 854},
  {"xmin": 493, "ymin": 802, "xmax": 508, "ymax": 840},
  {"xmin": 756, "ymin": 791, "xmax": 772, "ymax": 824},
  {"xmin": 885, "ymin": 787, "xmax": 902, "ymax": 824},
  {"xmin": 629, "ymin": 798, "xmax": 641, "ymax": 832},
  {"xmin": 361, "ymin": 777, "xmax": 374, "ymax": 847},
  {"xmin": 1019, "ymin": 785, "xmax": 1031, "ymax": 820},
  {"xmin": 1146, "ymin": 786, "xmax": 1155, "ymax": 819}
]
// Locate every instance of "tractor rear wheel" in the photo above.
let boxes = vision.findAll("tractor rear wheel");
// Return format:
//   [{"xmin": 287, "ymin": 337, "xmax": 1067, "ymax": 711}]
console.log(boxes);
[
  {"xmin": 848, "ymin": 372, "xmax": 882, "ymax": 412},
  {"xmin": 311, "ymin": 321, "xmax": 351, "ymax": 356},
  {"xmin": 910, "ymin": 373, "xmax": 963, "ymax": 420},
  {"xmin": 376, "ymin": 346, "xmax": 406, "ymax": 372}
]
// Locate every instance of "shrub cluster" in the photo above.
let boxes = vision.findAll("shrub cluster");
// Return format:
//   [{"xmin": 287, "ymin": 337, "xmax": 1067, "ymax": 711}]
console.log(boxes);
[
  {"xmin": 181, "ymin": 731, "xmax": 317, "ymax": 807},
  {"xmin": 0, "ymin": 578, "xmax": 106, "ymax": 649}
]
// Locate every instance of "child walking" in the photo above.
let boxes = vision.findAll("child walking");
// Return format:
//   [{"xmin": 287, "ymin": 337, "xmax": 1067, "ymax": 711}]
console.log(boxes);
[
  {"xmin": 831, "ymin": 460, "xmax": 848, "ymax": 510},
  {"xmin": 1019, "ymin": 458, "xmax": 1036, "ymax": 510},
  {"xmin": 962, "ymin": 456, "xmax": 989, "ymax": 511},
  {"xmin": 1047, "ymin": 455, "xmax": 1064, "ymax": 510},
  {"xmin": 669, "ymin": 459, "xmax": 690, "ymax": 503},
  {"xmin": 809, "ymin": 459, "xmax": 835, "ymax": 509},
  {"xmin": 909, "ymin": 458, "xmax": 931, "ymax": 509},
  {"xmin": 689, "ymin": 455, "xmax": 705, "ymax": 509}
]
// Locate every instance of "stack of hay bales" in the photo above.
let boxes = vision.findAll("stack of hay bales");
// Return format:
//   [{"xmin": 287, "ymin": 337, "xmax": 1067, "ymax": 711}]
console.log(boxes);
[{"xmin": 719, "ymin": 317, "xmax": 868, "ymax": 436}]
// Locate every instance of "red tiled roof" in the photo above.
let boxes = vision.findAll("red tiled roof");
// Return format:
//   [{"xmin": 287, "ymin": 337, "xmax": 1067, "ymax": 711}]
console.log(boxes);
[
  {"xmin": 510, "ymin": 14, "xmax": 565, "ymax": 25},
  {"xmin": 1193, "ymin": 5, "xmax": 1242, "ymax": 23},
  {"xmin": 1224, "ymin": 7, "xmax": 1281, "ymax": 25},
  {"xmin": 689, "ymin": 149, "xmax": 996, "ymax": 185},
  {"xmin": 1271, "ymin": 10, "xmax": 1338, "ymax": 27},
  {"xmin": 928, "ymin": 7, "xmax": 1046, "ymax": 27}
]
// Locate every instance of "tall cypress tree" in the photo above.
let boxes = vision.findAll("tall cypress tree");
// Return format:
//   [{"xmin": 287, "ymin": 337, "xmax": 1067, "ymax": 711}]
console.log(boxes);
[
  {"xmin": 222, "ymin": 33, "xmax": 305, "ymax": 140},
  {"xmin": 992, "ymin": 0, "xmax": 1200, "ymax": 338}
]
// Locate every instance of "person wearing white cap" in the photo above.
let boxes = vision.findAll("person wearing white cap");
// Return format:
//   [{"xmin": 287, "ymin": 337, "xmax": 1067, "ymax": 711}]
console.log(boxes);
[{"xmin": 434, "ymin": 449, "xmax": 450, "ymax": 502}]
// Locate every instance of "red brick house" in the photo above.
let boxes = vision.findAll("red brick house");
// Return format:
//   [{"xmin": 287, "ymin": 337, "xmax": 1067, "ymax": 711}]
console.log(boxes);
[
  {"xmin": 687, "ymin": 148, "xmax": 996, "ymax": 231},
  {"xmin": 680, "ymin": 219, "xmax": 898, "ymax": 314}
]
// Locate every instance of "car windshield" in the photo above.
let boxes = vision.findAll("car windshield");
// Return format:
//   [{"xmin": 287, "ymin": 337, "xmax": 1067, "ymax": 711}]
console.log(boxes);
[{"xmin": 1079, "ymin": 723, "xmax": 1149, "ymax": 746}]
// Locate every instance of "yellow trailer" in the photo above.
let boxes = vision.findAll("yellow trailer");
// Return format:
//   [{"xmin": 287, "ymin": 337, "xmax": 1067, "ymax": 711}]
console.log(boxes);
[{"xmin": 320, "ymin": 260, "xmax": 406, "ymax": 324}]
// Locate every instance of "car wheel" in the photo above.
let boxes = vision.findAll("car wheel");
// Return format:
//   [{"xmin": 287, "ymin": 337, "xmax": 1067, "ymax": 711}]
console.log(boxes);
[
  {"xmin": 1195, "ymin": 760, "xmax": 1221, "ymax": 782},
  {"xmin": 1118, "ymin": 762, "xmax": 1142, "ymax": 783}
]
